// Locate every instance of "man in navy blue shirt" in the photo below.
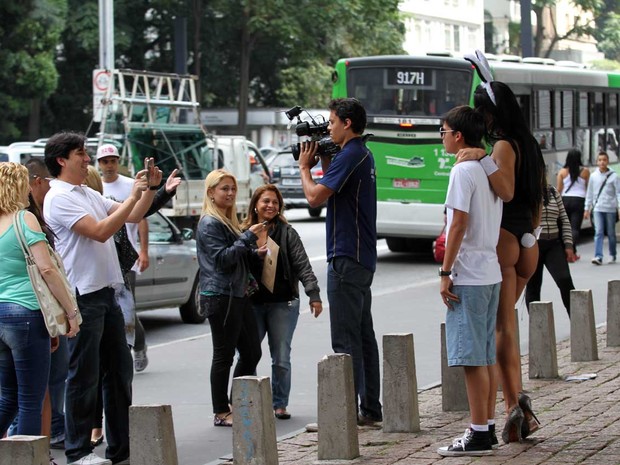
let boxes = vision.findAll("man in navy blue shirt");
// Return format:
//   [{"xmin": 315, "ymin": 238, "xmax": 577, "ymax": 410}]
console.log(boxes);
[{"xmin": 299, "ymin": 98, "xmax": 382, "ymax": 425}]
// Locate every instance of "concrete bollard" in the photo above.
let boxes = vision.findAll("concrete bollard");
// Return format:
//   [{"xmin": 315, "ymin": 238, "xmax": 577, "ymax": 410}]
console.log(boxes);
[
  {"xmin": 129, "ymin": 405, "xmax": 178, "ymax": 465},
  {"xmin": 570, "ymin": 289, "xmax": 599, "ymax": 362},
  {"xmin": 607, "ymin": 280, "xmax": 620, "ymax": 347},
  {"xmin": 382, "ymin": 334, "xmax": 420, "ymax": 433},
  {"xmin": 318, "ymin": 354, "xmax": 359, "ymax": 460},
  {"xmin": 441, "ymin": 323, "xmax": 469, "ymax": 412},
  {"xmin": 528, "ymin": 302, "xmax": 559, "ymax": 379},
  {"xmin": 0, "ymin": 435, "xmax": 48, "ymax": 465},
  {"xmin": 232, "ymin": 376, "xmax": 278, "ymax": 465}
]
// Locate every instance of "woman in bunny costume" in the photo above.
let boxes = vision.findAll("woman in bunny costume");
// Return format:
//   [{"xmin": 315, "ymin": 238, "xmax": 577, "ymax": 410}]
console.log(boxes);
[{"xmin": 457, "ymin": 50, "xmax": 546, "ymax": 444}]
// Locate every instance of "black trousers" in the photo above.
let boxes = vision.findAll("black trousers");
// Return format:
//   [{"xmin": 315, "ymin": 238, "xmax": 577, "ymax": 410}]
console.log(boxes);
[
  {"xmin": 525, "ymin": 238, "xmax": 575, "ymax": 316},
  {"xmin": 561, "ymin": 196, "xmax": 585, "ymax": 252},
  {"xmin": 204, "ymin": 294, "xmax": 261, "ymax": 414}
]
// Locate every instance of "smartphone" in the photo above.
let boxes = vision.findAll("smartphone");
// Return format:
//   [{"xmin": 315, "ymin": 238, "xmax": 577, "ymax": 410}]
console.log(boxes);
[{"xmin": 145, "ymin": 158, "xmax": 155, "ymax": 185}]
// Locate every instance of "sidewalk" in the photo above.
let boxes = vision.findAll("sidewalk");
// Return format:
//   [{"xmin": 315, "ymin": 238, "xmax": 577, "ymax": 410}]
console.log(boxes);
[{"xmin": 222, "ymin": 324, "xmax": 620, "ymax": 464}]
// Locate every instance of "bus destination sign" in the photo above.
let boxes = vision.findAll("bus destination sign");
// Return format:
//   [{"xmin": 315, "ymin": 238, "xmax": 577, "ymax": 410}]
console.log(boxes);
[{"xmin": 386, "ymin": 68, "xmax": 435, "ymax": 90}]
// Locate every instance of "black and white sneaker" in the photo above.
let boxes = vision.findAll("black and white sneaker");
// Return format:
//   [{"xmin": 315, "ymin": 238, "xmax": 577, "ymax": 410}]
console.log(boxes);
[
  {"xmin": 437, "ymin": 428, "xmax": 494, "ymax": 457},
  {"xmin": 489, "ymin": 424, "xmax": 499, "ymax": 449}
]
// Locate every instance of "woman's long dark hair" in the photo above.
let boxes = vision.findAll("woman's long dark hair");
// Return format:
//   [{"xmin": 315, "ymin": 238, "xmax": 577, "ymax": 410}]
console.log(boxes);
[
  {"xmin": 564, "ymin": 148, "xmax": 583, "ymax": 182},
  {"xmin": 27, "ymin": 193, "xmax": 56, "ymax": 249},
  {"xmin": 474, "ymin": 81, "xmax": 545, "ymax": 218}
]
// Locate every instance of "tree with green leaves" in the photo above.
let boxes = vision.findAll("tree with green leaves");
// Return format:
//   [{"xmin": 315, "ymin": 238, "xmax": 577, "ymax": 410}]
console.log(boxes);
[
  {"xmin": 35, "ymin": 0, "xmax": 403, "ymax": 140},
  {"xmin": 0, "ymin": 0, "xmax": 67, "ymax": 144}
]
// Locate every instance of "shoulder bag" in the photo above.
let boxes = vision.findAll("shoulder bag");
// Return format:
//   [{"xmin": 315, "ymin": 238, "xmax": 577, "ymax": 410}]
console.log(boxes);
[{"xmin": 12, "ymin": 212, "xmax": 81, "ymax": 337}]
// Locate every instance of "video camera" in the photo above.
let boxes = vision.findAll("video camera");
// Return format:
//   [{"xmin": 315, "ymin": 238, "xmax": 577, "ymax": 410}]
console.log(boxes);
[{"xmin": 285, "ymin": 106, "xmax": 340, "ymax": 161}]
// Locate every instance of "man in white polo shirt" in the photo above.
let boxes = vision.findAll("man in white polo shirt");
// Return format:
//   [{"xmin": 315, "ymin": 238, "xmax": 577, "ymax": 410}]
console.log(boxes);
[
  {"xmin": 43, "ymin": 132, "xmax": 161, "ymax": 465},
  {"xmin": 98, "ymin": 144, "xmax": 151, "ymax": 373}
]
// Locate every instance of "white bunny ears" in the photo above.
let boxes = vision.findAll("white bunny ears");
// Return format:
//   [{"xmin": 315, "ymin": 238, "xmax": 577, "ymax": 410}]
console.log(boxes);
[{"xmin": 464, "ymin": 50, "xmax": 496, "ymax": 106}]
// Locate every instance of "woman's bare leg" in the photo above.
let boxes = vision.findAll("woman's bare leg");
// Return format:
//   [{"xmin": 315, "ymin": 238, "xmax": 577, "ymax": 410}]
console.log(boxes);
[{"xmin": 494, "ymin": 230, "xmax": 522, "ymax": 412}]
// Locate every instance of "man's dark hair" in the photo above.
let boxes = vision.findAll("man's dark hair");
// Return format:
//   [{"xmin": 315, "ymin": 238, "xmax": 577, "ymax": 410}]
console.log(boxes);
[
  {"xmin": 328, "ymin": 98, "xmax": 366, "ymax": 134},
  {"xmin": 44, "ymin": 131, "xmax": 87, "ymax": 177},
  {"xmin": 442, "ymin": 106, "xmax": 485, "ymax": 149},
  {"xmin": 25, "ymin": 157, "xmax": 50, "ymax": 179}
]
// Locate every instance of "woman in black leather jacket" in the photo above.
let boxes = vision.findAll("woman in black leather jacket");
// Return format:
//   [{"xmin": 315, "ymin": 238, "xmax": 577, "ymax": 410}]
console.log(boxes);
[
  {"xmin": 242, "ymin": 185, "xmax": 322, "ymax": 420},
  {"xmin": 196, "ymin": 169, "xmax": 267, "ymax": 427}
]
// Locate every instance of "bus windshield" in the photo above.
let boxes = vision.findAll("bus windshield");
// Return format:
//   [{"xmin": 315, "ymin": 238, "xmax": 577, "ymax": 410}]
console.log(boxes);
[{"xmin": 347, "ymin": 67, "xmax": 472, "ymax": 117}]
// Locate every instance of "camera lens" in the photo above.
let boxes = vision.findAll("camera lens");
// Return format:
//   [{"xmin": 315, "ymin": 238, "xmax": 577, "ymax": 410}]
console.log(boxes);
[{"xmin": 295, "ymin": 122, "xmax": 311, "ymax": 137}]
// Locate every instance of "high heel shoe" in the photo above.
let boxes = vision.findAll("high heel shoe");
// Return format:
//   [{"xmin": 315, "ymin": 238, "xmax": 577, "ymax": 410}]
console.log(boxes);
[
  {"xmin": 501, "ymin": 405, "xmax": 524, "ymax": 444},
  {"xmin": 518, "ymin": 392, "xmax": 541, "ymax": 438}
]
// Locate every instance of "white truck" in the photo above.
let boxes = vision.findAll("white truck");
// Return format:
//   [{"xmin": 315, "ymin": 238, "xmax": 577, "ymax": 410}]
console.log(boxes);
[
  {"xmin": 97, "ymin": 69, "xmax": 269, "ymax": 229},
  {"xmin": 158, "ymin": 134, "xmax": 270, "ymax": 227}
]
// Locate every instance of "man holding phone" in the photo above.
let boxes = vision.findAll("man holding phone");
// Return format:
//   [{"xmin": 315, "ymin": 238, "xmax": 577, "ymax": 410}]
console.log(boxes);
[{"xmin": 44, "ymin": 133, "xmax": 161, "ymax": 465}]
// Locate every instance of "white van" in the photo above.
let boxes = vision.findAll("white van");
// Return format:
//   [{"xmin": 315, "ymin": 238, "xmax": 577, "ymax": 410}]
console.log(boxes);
[{"xmin": 0, "ymin": 142, "xmax": 45, "ymax": 164}]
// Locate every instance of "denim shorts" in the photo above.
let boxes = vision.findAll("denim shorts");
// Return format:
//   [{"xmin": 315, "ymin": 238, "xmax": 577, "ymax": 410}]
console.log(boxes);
[{"xmin": 445, "ymin": 283, "xmax": 500, "ymax": 367}]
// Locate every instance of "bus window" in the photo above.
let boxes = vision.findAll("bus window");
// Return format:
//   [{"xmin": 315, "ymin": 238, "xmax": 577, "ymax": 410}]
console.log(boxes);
[
  {"xmin": 347, "ymin": 67, "xmax": 471, "ymax": 117},
  {"xmin": 592, "ymin": 92, "xmax": 604, "ymax": 126},
  {"xmin": 562, "ymin": 91, "xmax": 573, "ymax": 128},
  {"xmin": 577, "ymin": 92, "xmax": 588, "ymax": 126},
  {"xmin": 607, "ymin": 93, "xmax": 618, "ymax": 126}
]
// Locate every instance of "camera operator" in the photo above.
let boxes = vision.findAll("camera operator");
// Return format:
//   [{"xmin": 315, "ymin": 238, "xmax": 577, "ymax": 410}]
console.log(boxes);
[{"xmin": 298, "ymin": 98, "xmax": 382, "ymax": 426}]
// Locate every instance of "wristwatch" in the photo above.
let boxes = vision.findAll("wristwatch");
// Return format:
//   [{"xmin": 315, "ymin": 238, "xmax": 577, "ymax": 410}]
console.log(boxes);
[{"xmin": 438, "ymin": 267, "xmax": 451, "ymax": 277}]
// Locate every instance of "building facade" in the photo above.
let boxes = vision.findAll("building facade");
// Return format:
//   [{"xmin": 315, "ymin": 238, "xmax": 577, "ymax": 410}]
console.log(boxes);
[{"xmin": 400, "ymin": 0, "xmax": 485, "ymax": 55}]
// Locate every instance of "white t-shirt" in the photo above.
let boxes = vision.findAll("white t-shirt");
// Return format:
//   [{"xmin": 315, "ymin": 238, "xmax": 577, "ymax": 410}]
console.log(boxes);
[
  {"xmin": 102, "ymin": 175, "xmax": 139, "ymax": 252},
  {"xmin": 445, "ymin": 160, "xmax": 502, "ymax": 286},
  {"xmin": 43, "ymin": 179, "xmax": 124, "ymax": 295}
]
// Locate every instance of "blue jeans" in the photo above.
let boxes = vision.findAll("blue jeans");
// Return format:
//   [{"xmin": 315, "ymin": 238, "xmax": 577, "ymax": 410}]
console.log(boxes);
[
  {"xmin": 593, "ymin": 211, "xmax": 617, "ymax": 260},
  {"xmin": 49, "ymin": 335, "xmax": 69, "ymax": 438},
  {"xmin": 0, "ymin": 303, "xmax": 51, "ymax": 436},
  {"xmin": 327, "ymin": 256, "xmax": 382, "ymax": 420},
  {"xmin": 253, "ymin": 299, "xmax": 300, "ymax": 409},
  {"xmin": 65, "ymin": 287, "xmax": 133, "ymax": 464}
]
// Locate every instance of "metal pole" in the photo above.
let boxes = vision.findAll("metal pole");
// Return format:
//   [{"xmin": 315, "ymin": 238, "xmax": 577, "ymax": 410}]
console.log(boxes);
[
  {"xmin": 99, "ymin": 0, "xmax": 114, "ymax": 69},
  {"xmin": 521, "ymin": 0, "xmax": 533, "ymax": 57}
]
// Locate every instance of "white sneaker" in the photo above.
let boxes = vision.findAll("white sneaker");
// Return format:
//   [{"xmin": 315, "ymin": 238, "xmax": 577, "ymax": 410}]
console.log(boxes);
[
  {"xmin": 134, "ymin": 348, "xmax": 149, "ymax": 372},
  {"xmin": 67, "ymin": 453, "xmax": 112, "ymax": 465},
  {"xmin": 609, "ymin": 257, "xmax": 617, "ymax": 264}
]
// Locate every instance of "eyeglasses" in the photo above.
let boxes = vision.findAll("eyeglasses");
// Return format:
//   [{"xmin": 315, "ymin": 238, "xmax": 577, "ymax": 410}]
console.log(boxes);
[{"xmin": 439, "ymin": 127, "xmax": 456, "ymax": 138}]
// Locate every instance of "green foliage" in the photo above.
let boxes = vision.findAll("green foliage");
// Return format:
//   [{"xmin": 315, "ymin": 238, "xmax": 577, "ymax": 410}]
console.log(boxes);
[
  {"xmin": 0, "ymin": 0, "xmax": 67, "ymax": 143},
  {"xmin": 590, "ymin": 58, "xmax": 620, "ymax": 70},
  {"xmin": 5, "ymin": 0, "xmax": 404, "ymax": 140}
]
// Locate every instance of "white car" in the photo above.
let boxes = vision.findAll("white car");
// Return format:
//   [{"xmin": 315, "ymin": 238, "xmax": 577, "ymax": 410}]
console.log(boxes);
[{"xmin": 135, "ymin": 212, "xmax": 204, "ymax": 324}]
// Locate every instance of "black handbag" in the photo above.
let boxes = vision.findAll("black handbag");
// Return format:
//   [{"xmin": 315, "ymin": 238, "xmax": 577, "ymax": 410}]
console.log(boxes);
[{"xmin": 114, "ymin": 225, "xmax": 139, "ymax": 276}]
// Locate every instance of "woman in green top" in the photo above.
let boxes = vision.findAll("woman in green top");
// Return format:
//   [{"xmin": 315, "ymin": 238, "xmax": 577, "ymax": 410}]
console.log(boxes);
[{"xmin": 0, "ymin": 162, "xmax": 79, "ymax": 437}]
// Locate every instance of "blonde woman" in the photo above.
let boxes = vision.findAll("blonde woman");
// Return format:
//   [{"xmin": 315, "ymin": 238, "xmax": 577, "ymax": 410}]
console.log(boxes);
[
  {"xmin": 0, "ymin": 162, "xmax": 79, "ymax": 437},
  {"xmin": 196, "ymin": 169, "xmax": 267, "ymax": 427}
]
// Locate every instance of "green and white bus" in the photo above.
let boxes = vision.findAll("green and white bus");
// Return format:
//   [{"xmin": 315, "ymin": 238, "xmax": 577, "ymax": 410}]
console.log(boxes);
[{"xmin": 331, "ymin": 55, "xmax": 620, "ymax": 252}]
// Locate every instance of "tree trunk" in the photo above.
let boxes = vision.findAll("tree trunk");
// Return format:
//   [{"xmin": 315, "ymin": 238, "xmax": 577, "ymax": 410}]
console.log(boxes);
[{"xmin": 238, "ymin": 1, "xmax": 251, "ymax": 136}]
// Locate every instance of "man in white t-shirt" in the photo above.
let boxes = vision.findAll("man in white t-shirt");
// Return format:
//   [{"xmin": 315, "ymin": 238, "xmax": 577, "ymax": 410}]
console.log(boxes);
[
  {"xmin": 98, "ymin": 144, "xmax": 150, "ymax": 373},
  {"xmin": 436, "ymin": 106, "xmax": 503, "ymax": 457},
  {"xmin": 43, "ymin": 132, "xmax": 161, "ymax": 465}
]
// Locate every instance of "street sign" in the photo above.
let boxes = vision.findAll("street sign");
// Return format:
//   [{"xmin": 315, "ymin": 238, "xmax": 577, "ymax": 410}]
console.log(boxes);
[{"xmin": 93, "ymin": 69, "xmax": 111, "ymax": 122}]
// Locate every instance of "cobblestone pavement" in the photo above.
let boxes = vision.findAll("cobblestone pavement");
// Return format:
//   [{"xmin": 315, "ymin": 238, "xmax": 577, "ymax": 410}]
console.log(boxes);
[{"xmin": 222, "ymin": 325, "xmax": 620, "ymax": 464}]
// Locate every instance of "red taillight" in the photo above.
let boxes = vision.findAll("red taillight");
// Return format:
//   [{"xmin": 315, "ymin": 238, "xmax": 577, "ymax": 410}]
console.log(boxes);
[{"xmin": 312, "ymin": 169, "xmax": 323, "ymax": 177}]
